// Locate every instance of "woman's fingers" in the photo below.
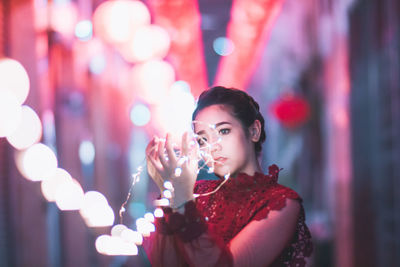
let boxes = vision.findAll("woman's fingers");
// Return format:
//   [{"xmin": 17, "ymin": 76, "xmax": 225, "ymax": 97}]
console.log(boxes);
[
  {"xmin": 181, "ymin": 132, "xmax": 189, "ymax": 157},
  {"xmin": 157, "ymin": 137, "xmax": 169, "ymax": 168},
  {"xmin": 165, "ymin": 133, "xmax": 177, "ymax": 164}
]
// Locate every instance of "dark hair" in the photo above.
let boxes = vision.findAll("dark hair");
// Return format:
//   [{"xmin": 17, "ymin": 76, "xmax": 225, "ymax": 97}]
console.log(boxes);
[{"xmin": 192, "ymin": 86, "xmax": 266, "ymax": 155}]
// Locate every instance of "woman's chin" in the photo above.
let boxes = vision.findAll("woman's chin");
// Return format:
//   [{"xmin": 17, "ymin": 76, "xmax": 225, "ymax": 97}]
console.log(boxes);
[{"xmin": 213, "ymin": 166, "xmax": 232, "ymax": 178}]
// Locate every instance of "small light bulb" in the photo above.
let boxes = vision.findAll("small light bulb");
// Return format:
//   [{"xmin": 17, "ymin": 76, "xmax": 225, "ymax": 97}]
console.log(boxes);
[{"xmin": 174, "ymin": 167, "xmax": 182, "ymax": 177}]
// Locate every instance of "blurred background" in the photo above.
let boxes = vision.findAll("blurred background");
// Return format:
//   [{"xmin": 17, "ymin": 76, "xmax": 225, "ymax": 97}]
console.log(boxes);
[{"xmin": 0, "ymin": 0, "xmax": 399, "ymax": 266}]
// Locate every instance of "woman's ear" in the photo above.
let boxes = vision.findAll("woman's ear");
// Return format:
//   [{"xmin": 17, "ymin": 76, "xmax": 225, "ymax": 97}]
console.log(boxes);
[{"xmin": 249, "ymin": 120, "xmax": 262, "ymax": 142}]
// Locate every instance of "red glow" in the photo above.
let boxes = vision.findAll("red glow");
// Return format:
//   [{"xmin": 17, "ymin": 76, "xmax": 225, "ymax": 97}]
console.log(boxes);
[
  {"xmin": 215, "ymin": 0, "xmax": 285, "ymax": 90},
  {"xmin": 147, "ymin": 0, "xmax": 207, "ymax": 97},
  {"xmin": 271, "ymin": 94, "xmax": 311, "ymax": 129}
]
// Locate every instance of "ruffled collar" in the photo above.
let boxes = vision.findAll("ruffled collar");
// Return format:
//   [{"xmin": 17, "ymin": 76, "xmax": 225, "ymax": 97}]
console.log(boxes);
[{"xmin": 220, "ymin": 164, "xmax": 281, "ymax": 189}]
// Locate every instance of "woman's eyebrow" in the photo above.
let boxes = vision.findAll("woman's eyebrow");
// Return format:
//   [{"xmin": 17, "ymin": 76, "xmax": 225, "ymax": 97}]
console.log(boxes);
[{"xmin": 195, "ymin": 121, "xmax": 232, "ymax": 135}]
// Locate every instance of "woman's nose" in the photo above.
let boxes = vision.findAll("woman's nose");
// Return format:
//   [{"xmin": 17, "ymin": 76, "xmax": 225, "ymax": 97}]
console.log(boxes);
[{"xmin": 210, "ymin": 142, "xmax": 222, "ymax": 153}]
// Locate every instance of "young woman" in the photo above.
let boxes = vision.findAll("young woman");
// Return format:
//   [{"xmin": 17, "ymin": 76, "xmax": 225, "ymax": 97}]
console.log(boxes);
[{"xmin": 144, "ymin": 86, "xmax": 313, "ymax": 266}]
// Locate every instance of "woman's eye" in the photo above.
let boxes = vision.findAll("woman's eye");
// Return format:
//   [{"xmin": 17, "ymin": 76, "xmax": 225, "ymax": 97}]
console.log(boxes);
[
  {"xmin": 197, "ymin": 137, "xmax": 207, "ymax": 146},
  {"xmin": 219, "ymin": 128, "xmax": 230, "ymax": 135}
]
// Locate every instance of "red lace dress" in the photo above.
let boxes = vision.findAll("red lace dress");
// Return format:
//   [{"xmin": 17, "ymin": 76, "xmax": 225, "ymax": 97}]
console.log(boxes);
[{"xmin": 144, "ymin": 165, "xmax": 313, "ymax": 266}]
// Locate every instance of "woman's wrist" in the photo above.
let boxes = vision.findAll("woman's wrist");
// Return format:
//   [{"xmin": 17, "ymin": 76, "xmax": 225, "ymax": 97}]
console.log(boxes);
[{"xmin": 170, "ymin": 195, "xmax": 194, "ymax": 213}]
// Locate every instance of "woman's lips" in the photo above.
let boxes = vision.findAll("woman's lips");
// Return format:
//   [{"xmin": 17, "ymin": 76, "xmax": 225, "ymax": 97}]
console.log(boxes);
[{"xmin": 214, "ymin": 157, "xmax": 227, "ymax": 165}]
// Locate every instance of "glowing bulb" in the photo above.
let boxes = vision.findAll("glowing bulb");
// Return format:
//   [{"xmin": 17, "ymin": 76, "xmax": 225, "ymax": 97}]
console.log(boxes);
[
  {"xmin": 95, "ymin": 235, "xmax": 111, "ymax": 255},
  {"xmin": 130, "ymin": 104, "xmax": 151, "ymax": 126},
  {"xmin": 80, "ymin": 191, "xmax": 114, "ymax": 227},
  {"xmin": 163, "ymin": 189, "xmax": 172, "ymax": 199},
  {"xmin": 79, "ymin": 140, "xmax": 95, "ymax": 165},
  {"xmin": 55, "ymin": 178, "xmax": 84, "ymax": 210},
  {"xmin": 0, "ymin": 58, "xmax": 30, "ymax": 104},
  {"xmin": 84, "ymin": 205, "xmax": 115, "ymax": 227},
  {"xmin": 136, "ymin": 218, "xmax": 154, "ymax": 237},
  {"xmin": 154, "ymin": 198, "xmax": 169, "ymax": 207},
  {"xmin": 120, "ymin": 242, "xmax": 138, "ymax": 256},
  {"xmin": 164, "ymin": 181, "xmax": 173, "ymax": 190},
  {"xmin": 144, "ymin": 212, "xmax": 155, "ymax": 223},
  {"xmin": 174, "ymin": 167, "xmax": 182, "ymax": 177},
  {"xmin": 6, "ymin": 105, "xmax": 42, "ymax": 150},
  {"xmin": 16, "ymin": 143, "xmax": 58, "ymax": 181},
  {"xmin": 154, "ymin": 208, "xmax": 164, "ymax": 218},
  {"xmin": 121, "ymin": 229, "xmax": 143, "ymax": 245},
  {"xmin": 153, "ymin": 83, "xmax": 196, "ymax": 136},
  {"xmin": 111, "ymin": 224, "xmax": 128, "ymax": 237},
  {"xmin": 224, "ymin": 173, "xmax": 230, "ymax": 179},
  {"xmin": 0, "ymin": 90, "xmax": 22, "ymax": 138},
  {"xmin": 208, "ymin": 167, "xmax": 214, "ymax": 174},
  {"xmin": 41, "ymin": 168, "xmax": 72, "ymax": 202}
]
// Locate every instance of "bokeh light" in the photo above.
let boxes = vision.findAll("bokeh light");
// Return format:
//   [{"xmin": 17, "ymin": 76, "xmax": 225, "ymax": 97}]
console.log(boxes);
[
  {"xmin": 80, "ymin": 191, "xmax": 114, "ymax": 227},
  {"xmin": 79, "ymin": 140, "xmax": 95, "ymax": 165},
  {"xmin": 49, "ymin": 1, "xmax": 78, "ymax": 37},
  {"xmin": 75, "ymin": 20, "xmax": 93, "ymax": 41},
  {"xmin": 130, "ymin": 60, "xmax": 175, "ymax": 104},
  {"xmin": 89, "ymin": 54, "xmax": 106, "ymax": 75},
  {"xmin": 121, "ymin": 229, "xmax": 143, "ymax": 245},
  {"xmin": 0, "ymin": 90, "xmax": 23, "ymax": 138},
  {"xmin": 136, "ymin": 218, "xmax": 155, "ymax": 237},
  {"xmin": 130, "ymin": 104, "xmax": 151, "ymax": 126},
  {"xmin": 41, "ymin": 168, "xmax": 72, "ymax": 202},
  {"xmin": 119, "ymin": 24, "xmax": 170, "ymax": 63},
  {"xmin": 6, "ymin": 105, "xmax": 42, "ymax": 150},
  {"xmin": 92, "ymin": 0, "xmax": 151, "ymax": 45},
  {"xmin": 154, "ymin": 208, "xmax": 164, "ymax": 218},
  {"xmin": 0, "ymin": 58, "xmax": 30, "ymax": 105},
  {"xmin": 213, "ymin": 37, "xmax": 235, "ymax": 56},
  {"xmin": 55, "ymin": 178, "xmax": 84, "ymax": 210},
  {"xmin": 111, "ymin": 224, "xmax": 128, "ymax": 237},
  {"xmin": 83, "ymin": 205, "xmax": 115, "ymax": 227},
  {"xmin": 95, "ymin": 235, "xmax": 111, "ymax": 255},
  {"xmin": 153, "ymin": 82, "xmax": 196, "ymax": 136},
  {"xmin": 15, "ymin": 143, "xmax": 58, "ymax": 182}
]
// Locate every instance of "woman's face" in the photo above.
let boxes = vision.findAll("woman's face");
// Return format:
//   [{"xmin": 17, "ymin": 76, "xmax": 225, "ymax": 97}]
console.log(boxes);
[{"xmin": 193, "ymin": 104, "xmax": 258, "ymax": 177}]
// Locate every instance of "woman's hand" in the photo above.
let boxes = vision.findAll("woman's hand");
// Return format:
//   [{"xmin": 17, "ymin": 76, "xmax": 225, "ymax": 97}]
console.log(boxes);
[{"xmin": 146, "ymin": 132, "xmax": 199, "ymax": 208}]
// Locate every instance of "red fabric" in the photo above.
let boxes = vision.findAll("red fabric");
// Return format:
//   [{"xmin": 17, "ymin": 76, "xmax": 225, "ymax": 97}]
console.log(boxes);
[{"xmin": 144, "ymin": 165, "xmax": 313, "ymax": 266}]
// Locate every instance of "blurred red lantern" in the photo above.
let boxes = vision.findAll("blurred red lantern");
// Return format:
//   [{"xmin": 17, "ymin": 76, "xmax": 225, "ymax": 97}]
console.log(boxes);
[{"xmin": 270, "ymin": 94, "xmax": 311, "ymax": 129}]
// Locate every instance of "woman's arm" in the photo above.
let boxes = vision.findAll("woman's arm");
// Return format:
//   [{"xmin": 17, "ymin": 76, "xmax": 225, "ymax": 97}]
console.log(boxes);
[
  {"xmin": 229, "ymin": 198, "xmax": 300, "ymax": 267},
  {"xmin": 147, "ymin": 198, "xmax": 300, "ymax": 267}
]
